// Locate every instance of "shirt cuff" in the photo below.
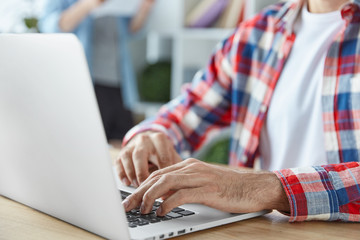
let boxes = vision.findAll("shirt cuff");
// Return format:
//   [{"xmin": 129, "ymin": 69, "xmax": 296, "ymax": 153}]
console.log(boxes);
[{"xmin": 274, "ymin": 166, "xmax": 339, "ymax": 222}]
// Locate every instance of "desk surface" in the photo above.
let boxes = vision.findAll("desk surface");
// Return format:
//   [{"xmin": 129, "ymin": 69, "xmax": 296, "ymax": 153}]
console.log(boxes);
[{"xmin": 1, "ymin": 148, "xmax": 359, "ymax": 240}]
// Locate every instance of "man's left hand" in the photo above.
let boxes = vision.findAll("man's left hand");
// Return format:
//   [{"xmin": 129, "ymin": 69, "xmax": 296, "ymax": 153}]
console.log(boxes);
[{"xmin": 122, "ymin": 158, "xmax": 290, "ymax": 216}]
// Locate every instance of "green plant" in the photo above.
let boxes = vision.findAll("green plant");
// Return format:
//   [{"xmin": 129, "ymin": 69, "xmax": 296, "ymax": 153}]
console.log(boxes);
[
  {"xmin": 138, "ymin": 61, "xmax": 171, "ymax": 102},
  {"xmin": 24, "ymin": 17, "xmax": 39, "ymax": 32},
  {"xmin": 202, "ymin": 138, "xmax": 230, "ymax": 164}
]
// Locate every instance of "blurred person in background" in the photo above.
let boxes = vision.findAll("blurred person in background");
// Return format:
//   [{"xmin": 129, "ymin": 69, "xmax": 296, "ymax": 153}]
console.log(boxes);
[{"xmin": 39, "ymin": 0, "xmax": 155, "ymax": 144}]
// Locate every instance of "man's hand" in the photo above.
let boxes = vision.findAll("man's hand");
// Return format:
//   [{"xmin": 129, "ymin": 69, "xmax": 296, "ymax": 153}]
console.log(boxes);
[
  {"xmin": 122, "ymin": 159, "xmax": 290, "ymax": 216},
  {"xmin": 115, "ymin": 131, "xmax": 182, "ymax": 187}
]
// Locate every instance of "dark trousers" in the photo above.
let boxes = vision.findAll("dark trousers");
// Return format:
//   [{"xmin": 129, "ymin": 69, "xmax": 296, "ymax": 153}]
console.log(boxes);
[{"xmin": 94, "ymin": 84, "xmax": 134, "ymax": 140}]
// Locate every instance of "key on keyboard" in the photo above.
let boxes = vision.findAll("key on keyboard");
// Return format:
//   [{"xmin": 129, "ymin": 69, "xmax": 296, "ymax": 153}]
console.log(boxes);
[{"xmin": 120, "ymin": 190, "xmax": 195, "ymax": 228}]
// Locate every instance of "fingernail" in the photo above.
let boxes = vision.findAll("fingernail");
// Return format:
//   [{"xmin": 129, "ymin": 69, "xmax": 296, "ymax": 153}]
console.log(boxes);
[
  {"xmin": 132, "ymin": 180, "xmax": 139, "ymax": 188},
  {"xmin": 140, "ymin": 202, "xmax": 146, "ymax": 214},
  {"xmin": 122, "ymin": 199, "xmax": 130, "ymax": 210},
  {"xmin": 122, "ymin": 178, "xmax": 130, "ymax": 186},
  {"xmin": 156, "ymin": 206, "xmax": 163, "ymax": 216}
]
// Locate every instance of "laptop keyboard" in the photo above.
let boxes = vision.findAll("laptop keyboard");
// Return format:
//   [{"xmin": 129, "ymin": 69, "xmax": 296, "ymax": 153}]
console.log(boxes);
[{"xmin": 120, "ymin": 190, "xmax": 195, "ymax": 228}]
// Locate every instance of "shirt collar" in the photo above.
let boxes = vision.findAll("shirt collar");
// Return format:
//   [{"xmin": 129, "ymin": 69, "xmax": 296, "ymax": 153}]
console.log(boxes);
[{"xmin": 276, "ymin": 0, "xmax": 360, "ymax": 34}]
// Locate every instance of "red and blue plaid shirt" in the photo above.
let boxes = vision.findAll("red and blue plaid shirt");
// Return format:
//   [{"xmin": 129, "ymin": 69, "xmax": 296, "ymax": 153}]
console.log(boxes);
[{"xmin": 124, "ymin": 0, "xmax": 360, "ymax": 222}]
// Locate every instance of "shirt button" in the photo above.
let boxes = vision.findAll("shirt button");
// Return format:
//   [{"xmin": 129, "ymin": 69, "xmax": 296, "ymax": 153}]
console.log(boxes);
[{"xmin": 260, "ymin": 104, "xmax": 268, "ymax": 113}]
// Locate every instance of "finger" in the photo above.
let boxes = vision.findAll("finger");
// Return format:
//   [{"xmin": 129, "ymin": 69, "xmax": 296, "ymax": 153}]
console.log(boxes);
[
  {"xmin": 140, "ymin": 173, "xmax": 205, "ymax": 214},
  {"xmin": 132, "ymin": 134, "xmax": 161, "ymax": 185},
  {"xmin": 160, "ymin": 190, "xmax": 175, "ymax": 201},
  {"xmin": 141, "ymin": 158, "xmax": 198, "ymax": 186},
  {"xmin": 132, "ymin": 143, "xmax": 152, "ymax": 185},
  {"xmin": 156, "ymin": 188, "xmax": 203, "ymax": 216},
  {"xmin": 124, "ymin": 159, "xmax": 201, "ymax": 211},
  {"xmin": 115, "ymin": 157, "xmax": 131, "ymax": 186},
  {"xmin": 120, "ymin": 149, "xmax": 138, "ymax": 187},
  {"xmin": 151, "ymin": 132, "xmax": 174, "ymax": 169},
  {"xmin": 122, "ymin": 176, "xmax": 160, "ymax": 212}
]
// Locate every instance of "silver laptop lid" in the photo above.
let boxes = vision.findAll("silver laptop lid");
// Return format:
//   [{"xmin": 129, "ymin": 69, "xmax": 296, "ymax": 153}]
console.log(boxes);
[{"xmin": 0, "ymin": 34, "xmax": 129, "ymax": 240}]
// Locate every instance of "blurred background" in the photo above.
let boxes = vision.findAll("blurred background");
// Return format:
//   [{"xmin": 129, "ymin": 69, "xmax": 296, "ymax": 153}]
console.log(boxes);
[{"xmin": 0, "ymin": 0, "xmax": 278, "ymax": 160}]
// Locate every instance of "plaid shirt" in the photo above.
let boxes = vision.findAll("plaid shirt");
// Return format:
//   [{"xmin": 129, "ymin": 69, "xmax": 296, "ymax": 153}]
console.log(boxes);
[{"xmin": 124, "ymin": 0, "xmax": 360, "ymax": 222}]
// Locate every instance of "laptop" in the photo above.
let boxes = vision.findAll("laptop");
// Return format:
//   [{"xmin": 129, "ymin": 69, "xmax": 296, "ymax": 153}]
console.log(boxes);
[{"xmin": 0, "ymin": 34, "xmax": 268, "ymax": 240}]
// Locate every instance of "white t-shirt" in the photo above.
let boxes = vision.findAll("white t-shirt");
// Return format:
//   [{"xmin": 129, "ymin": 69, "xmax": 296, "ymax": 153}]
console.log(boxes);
[{"xmin": 259, "ymin": 4, "xmax": 345, "ymax": 171}]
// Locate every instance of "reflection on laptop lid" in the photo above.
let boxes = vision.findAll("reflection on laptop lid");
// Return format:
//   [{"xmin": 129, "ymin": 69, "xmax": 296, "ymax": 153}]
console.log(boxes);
[{"xmin": 0, "ymin": 34, "xmax": 268, "ymax": 240}]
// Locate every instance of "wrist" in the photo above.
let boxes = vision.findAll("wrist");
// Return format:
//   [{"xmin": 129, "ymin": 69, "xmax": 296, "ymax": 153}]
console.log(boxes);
[
  {"xmin": 241, "ymin": 171, "xmax": 289, "ymax": 212},
  {"xmin": 261, "ymin": 172, "xmax": 290, "ymax": 211}
]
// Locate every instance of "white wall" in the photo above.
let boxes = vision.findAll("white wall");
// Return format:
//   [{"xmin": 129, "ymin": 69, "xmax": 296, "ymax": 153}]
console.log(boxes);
[{"xmin": 0, "ymin": 0, "xmax": 45, "ymax": 33}]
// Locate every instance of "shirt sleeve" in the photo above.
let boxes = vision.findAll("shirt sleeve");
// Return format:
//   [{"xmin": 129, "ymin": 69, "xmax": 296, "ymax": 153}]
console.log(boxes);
[
  {"xmin": 274, "ymin": 162, "xmax": 360, "ymax": 222},
  {"xmin": 123, "ymin": 31, "xmax": 237, "ymax": 158},
  {"xmin": 38, "ymin": 0, "xmax": 68, "ymax": 33}
]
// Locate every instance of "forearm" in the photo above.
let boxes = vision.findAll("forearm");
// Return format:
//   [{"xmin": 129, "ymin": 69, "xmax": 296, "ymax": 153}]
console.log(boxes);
[
  {"xmin": 59, "ymin": 0, "xmax": 103, "ymax": 32},
  {"xmin": 123, "ymin": 159, "xmax": 291, "ymax": 215},
  {"xmin": 222, "ymin": 170, "xmax": 290, "ymax": 213},
  {"xmin": 129, "ymin": 0, "xmax": 155, "ymax": 33}
]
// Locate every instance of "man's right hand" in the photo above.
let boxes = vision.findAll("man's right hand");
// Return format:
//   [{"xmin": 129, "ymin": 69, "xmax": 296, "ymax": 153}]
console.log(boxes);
[{"xmin": 115, "ymin": 131, "xmax": 182, "ymax": 187}]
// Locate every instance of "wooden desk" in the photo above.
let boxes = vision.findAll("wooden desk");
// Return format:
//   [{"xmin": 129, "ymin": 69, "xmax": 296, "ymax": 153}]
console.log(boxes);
[
  {"xmin": 1, "ymin": 196, "xmax": 359, "ymax": 240},
  {"xmin": 1, "ymin": 148, "xmax": 359, "ymax": 240}
]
